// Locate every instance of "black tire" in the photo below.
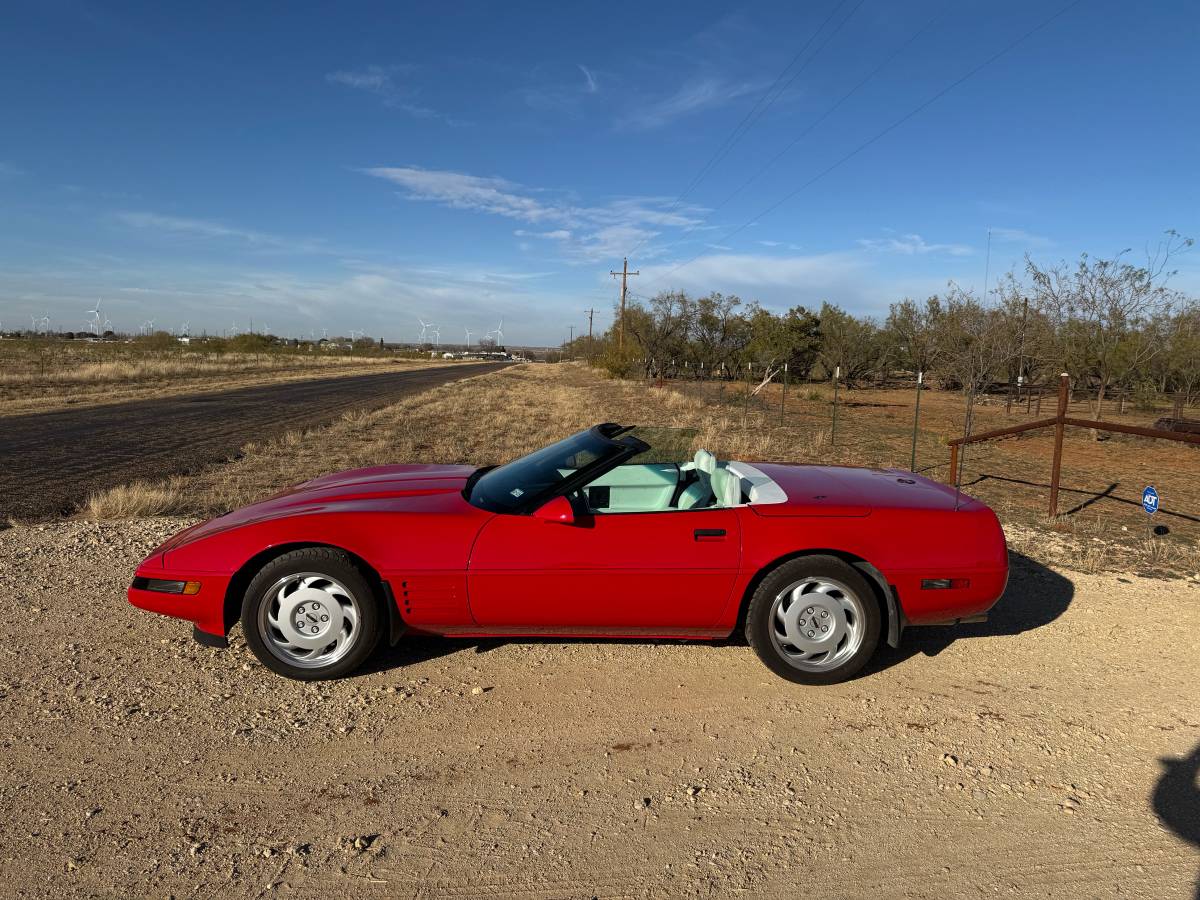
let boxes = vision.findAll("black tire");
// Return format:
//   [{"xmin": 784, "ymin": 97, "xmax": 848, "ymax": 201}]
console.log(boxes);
[
  {"xmin": 241, "ymin": 547, "xmax": 382, "ymax": 681},
  {"xmin": 744, "ymin": 555, "xmax": 882, "ymax": 685}
]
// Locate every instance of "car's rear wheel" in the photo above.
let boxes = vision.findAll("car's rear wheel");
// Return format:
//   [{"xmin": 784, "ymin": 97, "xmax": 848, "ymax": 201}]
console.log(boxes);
[
  {"xmin": 745, "ymin": 555, "xmax": 881, "ymax": 685},
  {"xmin": 241, "ymin": 547, "xmax": 381, "ymax": 680}
]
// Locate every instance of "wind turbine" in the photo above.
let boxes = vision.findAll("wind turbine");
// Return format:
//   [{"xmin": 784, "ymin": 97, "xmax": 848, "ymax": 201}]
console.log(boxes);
[
  {"xmin": 464, "ymin": 327, "xmax": 472, "ymax": 349},
  {"xmin": 180, "ymin": 321, "xmax": 190, "ymax": 336},
  {"xmin": 86, "ymin": 299, "xmax": 103, "ymax": 335},
  {"xmin": 418, "ymin": 319, "xmax": 430, "ymax": 343},
  {"xmin": 493, "ymin": 318, "xmax": 504, "ymax": 345},
  {"xmin": 430, "ymin": 325, "xmax": 440, "ymax": 348}
]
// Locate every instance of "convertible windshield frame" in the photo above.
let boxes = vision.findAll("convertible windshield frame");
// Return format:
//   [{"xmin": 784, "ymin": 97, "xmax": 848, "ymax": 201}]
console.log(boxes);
[{"xmin": 466, "ymin": 424, "xmax": 649, "ymax": 515}]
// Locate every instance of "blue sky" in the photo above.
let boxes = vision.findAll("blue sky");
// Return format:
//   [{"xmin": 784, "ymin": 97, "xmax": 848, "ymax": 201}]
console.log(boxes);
[{"xmin": 2, "ymin": 0, "xmax": 1197, "ymax": 345}]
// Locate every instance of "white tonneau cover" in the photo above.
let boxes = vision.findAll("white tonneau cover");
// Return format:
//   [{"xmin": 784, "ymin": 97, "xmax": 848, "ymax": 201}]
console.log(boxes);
[{"xmin": 724, "ymin": 461, "xmax": 787, "ymax": 506}]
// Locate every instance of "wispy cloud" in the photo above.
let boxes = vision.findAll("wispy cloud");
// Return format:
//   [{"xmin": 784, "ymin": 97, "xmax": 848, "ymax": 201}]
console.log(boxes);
[
  {"xmin": 577, "ymin": 64, "xmax": 598, "ymax": 94},
  {"xmin": 515, "ymin": 229, "xmax": 572, "ymax": 241},
  {"xmin": 114, "ymin": 211, "xmax": 330, "ymax": 254},
  {"xmin": 857, "ymin": 232, "xmax": 973, "ymax": 257},
  {"xmin": 326, "ymin": 64, "xmax": 466, "ymax": 126},
  {"xmin": 0, "ymin": 161, "xmax": 25, "ymax": 178},
  {"xmin": 362, "ymin": 165, "xmax": 707, "ymax": 262},
  {"xmin": 989, "ymin": 227, "xmax": 1053, "ymax": 249},
  {"xmin": 520, "ymin": 64, "xmax": 602, "ymax": 113},
  {"xmin": 622, "ymin": 77, "xmax": 762, "ymax": 130}
]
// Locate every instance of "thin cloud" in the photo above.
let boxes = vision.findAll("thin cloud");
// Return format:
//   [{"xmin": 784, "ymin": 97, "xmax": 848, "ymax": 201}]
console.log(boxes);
[
  {"xmin": 637, "ymin": 250, "xmax": 965, "ymax": 319},
  {"xmin": 858, "ymin": 232, "xmax": 973, "ymax": 257},
  {"xmin": 0, "ymin": 161, "xmax": 24, "ymax": 178},
  {"xmin": 989, "ymin": 227, "xmax": 1053, "ymax": 249},
  {"xmin": 577, "ymin": 64, "xmax": 598, "ymax": 94},
  {"xmin": 362, "ymin": 165, "xmax": 707, "ymax": 262},
  {"xmin": 516, "ymin": 229, "xmax": 572, "ymax": 241},
  {"xmin": 622, "ymin": 77, "xmax": 762, "ymax": 130},
  {"xmin": 114, "ymin": 211, "xmax": 330, "ymax": 254},
  {"xmin": 326, "ymin": 64, "xmax": 466, "ymax": 126}
]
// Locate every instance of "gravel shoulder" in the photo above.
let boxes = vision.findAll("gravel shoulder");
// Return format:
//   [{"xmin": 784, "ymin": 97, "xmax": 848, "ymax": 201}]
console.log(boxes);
[{"xmin": 1, "ymin": 518, "xmax": 1197, "ymax": 898}]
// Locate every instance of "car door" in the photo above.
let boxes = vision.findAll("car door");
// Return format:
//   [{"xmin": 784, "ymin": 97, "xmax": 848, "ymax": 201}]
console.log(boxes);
[{"xmin": 466, "ymin": 507, "xmax": 741, "ymax": 633}]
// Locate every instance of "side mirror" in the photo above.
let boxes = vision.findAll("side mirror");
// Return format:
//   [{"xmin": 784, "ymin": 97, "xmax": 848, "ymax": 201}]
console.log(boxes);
[{"xmin": 532, "ymin": 495, "xmax": 575, "ymax": 525}]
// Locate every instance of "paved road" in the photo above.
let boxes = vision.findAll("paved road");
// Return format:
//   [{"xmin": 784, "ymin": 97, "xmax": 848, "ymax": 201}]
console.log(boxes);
[{"xmin": 0, "ymin": 363, "xmax": 510, "ymax": 521}]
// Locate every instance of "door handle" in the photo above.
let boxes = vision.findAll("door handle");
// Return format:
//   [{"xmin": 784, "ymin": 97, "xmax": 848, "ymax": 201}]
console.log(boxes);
[{"xmin": 694, "ymin": 528, "xmax": 726, "ymax": 541}]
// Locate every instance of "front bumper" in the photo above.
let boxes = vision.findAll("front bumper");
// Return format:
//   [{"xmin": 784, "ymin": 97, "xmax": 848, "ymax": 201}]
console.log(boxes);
[{"xmin": 127, "ymin": 566, "xmax": 231, "ymax": 640}]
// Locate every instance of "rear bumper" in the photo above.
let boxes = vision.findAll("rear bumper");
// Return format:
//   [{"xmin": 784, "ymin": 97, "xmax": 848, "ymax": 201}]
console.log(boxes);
[
  {"xmin": 892, "ymin": 565, "xmax": 1009, "ymax": 625},
  {"xmin": 127, "ymin": 567, "xmax": 230, "ymax": 639}
]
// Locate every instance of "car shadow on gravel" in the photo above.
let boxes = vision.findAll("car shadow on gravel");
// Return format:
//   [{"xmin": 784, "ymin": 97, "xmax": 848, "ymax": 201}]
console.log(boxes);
[
  {"xmin": 364, "ymin": 551, "xmax": 1074, "ymax": 679},
  {"xmin": 1152, "ymin": 742, "xmax": 1200, "ymax": 900},
  {"xmin": 866, "ymin": 550, "xmax": 1074, "ymax": 675}
]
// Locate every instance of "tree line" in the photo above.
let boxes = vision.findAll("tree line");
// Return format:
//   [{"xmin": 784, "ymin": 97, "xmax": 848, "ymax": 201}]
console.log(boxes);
[{"xmin": 573, "ymin": 231, "xmax": 1199, "ymax": 409}]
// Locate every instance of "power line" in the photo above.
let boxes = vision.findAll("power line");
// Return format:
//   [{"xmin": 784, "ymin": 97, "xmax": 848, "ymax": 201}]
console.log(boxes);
[
  {"xmin": 642, "ymin": 0, "xmax": 1086, "ymax": 293},
  {"xmin": 626, "ymin": 0, "xmax": 858, "ymax": 258},
  {"xmin": 653, "ymin": 6, "xmax": 943, "ymax": 259}
]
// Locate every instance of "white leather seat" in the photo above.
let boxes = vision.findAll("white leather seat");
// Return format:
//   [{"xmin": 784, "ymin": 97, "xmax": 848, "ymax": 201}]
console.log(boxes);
[
  {"xmin": 678, "ymin": 449, "xmax": 717, "ymax": 509},
  {"xmin": 709, "ymin": 467, "xmax": 743, "ymax": 507}
]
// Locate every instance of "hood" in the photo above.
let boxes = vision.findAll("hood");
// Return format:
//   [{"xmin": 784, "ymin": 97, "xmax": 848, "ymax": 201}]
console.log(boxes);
[
  {"xmin": 750, "ymin": 463, "xmax": 980, "ymax": 517},
  {"xmin": 155, "ymin": 464, "xmax": 477, "ymax": 553}
]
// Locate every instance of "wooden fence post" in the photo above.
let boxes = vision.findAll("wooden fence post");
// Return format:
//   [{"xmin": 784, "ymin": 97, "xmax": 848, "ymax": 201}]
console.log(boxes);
[
  {"xmin": 1048, "ymin": 373, "xmax": 1070, "ymax": 519},
  {"xmin": 910, "ymin": 371, "xmax": 923, "ymax": 472}
]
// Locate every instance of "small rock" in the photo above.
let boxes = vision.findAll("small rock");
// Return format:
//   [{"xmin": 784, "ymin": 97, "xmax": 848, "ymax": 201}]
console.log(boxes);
[
  {"xmin": 941, "ymin": 753, "xmax": 959, "ymax": 767},
  {"xmin": 471, "ymin": 686, "xmax": 483, "ymax": 696},
  {"xmin": 352, "ymin": 834, "xmax": 378, "ymax": 851}
]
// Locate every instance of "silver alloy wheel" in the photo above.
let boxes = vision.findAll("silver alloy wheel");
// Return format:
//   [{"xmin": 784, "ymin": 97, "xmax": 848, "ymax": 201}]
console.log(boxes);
[
  {"xmin": 257, "ymin": 572, "xmax": 361, "ymax": 669},
  {"xmin": 769, "ymin": 576, "xmax": 865, "ymax": 672}
]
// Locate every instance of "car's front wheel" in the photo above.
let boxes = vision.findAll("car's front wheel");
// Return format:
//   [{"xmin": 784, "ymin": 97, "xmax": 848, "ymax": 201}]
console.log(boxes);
[
  {"xmin": 241, "ymin": 547, "xmax": 382, "ymax": 680},
  {"xmin": 745, "ymin": 555, "xmax": 882, "ymax": 685}
]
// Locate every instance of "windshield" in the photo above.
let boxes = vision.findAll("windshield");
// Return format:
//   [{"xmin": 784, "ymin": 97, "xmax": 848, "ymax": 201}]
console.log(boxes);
[{"xmin": 468, "ymin": 427, "xmax": 631, "ymax": 514}]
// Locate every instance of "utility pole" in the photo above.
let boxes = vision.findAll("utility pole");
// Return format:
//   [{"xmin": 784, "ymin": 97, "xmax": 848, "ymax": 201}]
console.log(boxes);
[
  {"xmin": 568, "ymin": 324, "xmax": 575, "ymax": 346},
  {"xmin": 610, "ymin": 257, "xmax": 639, "ymax": 350},
  {"xmin": 584, "ymin": 308, "xmax": 594, "ymax": 340}
]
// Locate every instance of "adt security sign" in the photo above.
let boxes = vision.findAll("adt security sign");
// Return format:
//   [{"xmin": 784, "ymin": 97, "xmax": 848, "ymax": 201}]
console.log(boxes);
[{"xmin": 1142, "ymin": 485, "xmax": 1160, "ymax": 515}]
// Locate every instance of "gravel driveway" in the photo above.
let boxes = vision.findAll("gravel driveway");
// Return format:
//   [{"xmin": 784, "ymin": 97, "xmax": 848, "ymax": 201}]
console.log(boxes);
[{"xmin": 1, "ymin": 518, "xmax": 1197, "ymax": 898}]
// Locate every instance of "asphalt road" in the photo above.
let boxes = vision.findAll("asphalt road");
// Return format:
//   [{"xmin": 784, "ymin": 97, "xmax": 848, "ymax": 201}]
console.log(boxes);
[{"xmin": 0, "ymin": 363, "xmax": 510, "ymax": 521}]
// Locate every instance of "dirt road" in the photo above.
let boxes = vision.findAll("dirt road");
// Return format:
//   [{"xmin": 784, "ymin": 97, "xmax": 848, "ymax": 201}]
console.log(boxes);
[
  {"xmin": 0, "ymin": 363, "xmax": 510, "ymax": 521},
  {"xmin": 0, "ymin": 518, "xmax": 1196, "ymax": 898}
]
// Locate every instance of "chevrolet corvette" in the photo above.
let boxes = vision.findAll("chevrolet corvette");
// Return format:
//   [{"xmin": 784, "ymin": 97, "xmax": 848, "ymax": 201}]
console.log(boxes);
[{"xmin": 128, "ymin": 423, "xmax": 1008, "ymax": 684}]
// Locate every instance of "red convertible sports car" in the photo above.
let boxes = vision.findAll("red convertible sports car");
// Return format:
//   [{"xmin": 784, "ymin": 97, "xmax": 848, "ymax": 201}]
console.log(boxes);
[{"xmin": 129, "ymin": 424, "xmax": 1008, "ymax": 684}]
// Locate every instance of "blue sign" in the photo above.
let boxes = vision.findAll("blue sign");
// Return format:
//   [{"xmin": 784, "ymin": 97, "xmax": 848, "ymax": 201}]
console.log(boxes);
[{"xmin": 1142, "ymin": 486, "xmax": 1159, "ymax": 515}]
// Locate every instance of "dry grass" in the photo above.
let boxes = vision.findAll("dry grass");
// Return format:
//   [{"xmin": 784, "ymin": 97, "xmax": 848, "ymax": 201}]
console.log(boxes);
[
  {"xmin": 0, "ymin": 345, "xmax": 470, "ymax": 415},
  {"xmin": 84, "ymin": 361, "xmax": 1200, "ymax": 578},
  {"xmin": 81, "ymin": 481, "xmax": 187, "ymax": 519},
  {"xmin": 0, "ymin": 350, "xmax": 398, "ymax": 387},
  {"xmin": 84, "ymin": 363, "xmax": 790, "ymax": 520}
]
